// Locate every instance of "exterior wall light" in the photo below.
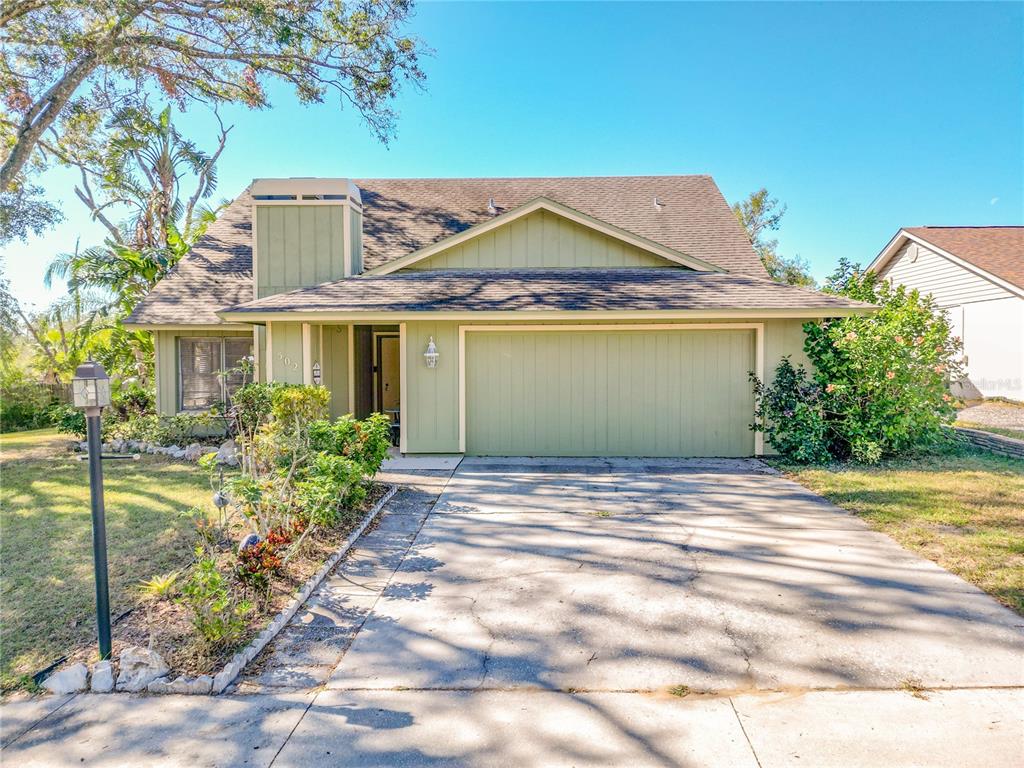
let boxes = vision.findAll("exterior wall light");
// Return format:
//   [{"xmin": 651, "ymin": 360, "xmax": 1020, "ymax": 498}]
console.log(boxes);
[{"xmin": 424, "ymin": 337, "xmax": 440, "ymax": 369}]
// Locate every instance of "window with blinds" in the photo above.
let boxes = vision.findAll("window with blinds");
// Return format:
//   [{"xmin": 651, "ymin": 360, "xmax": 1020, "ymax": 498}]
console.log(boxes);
[{"xmin": 179, "ymin": 337, "xmax": 254, "ymax": 411}]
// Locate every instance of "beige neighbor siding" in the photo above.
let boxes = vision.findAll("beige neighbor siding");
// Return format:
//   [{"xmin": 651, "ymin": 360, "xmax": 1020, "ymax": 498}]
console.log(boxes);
[
  {"xmin": 256, "ymin": 205, "xmax": 346, "ymax": 297},
  {"xmin": 402, "ymin": 318, "xmax": 811, "ymax": 455},
  {"xmin": 880, "ymin": 240, "xmax": 1013, "ymax": 309},
  {"xmin": 154, "ymin": 329, "xmax": 257, "ymax": 417},
  {"xmin": 405, "ymin": 208, "xmax": 671, "ymax": 270}
]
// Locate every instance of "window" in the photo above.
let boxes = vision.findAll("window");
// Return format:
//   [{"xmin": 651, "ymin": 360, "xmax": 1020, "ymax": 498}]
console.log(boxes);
[{"xmin": 179, "ymin": 337, "xmax": 253, "ymax": 411}]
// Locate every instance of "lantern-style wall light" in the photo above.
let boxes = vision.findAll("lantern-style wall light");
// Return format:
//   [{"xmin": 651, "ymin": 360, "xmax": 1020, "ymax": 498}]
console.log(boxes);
[
  {"xmin": 423, "ymin": 337, "xmax": 439, "ymax": 369},
  {"xmin": 312, "ymin": 360, "xmax": 322, "ymax": 385}
]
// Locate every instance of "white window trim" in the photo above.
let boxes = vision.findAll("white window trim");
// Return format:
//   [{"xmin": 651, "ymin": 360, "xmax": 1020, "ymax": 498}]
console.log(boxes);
[{"xmin": 456, "ymin": 323, "xmax": 765, "ymax": 456}]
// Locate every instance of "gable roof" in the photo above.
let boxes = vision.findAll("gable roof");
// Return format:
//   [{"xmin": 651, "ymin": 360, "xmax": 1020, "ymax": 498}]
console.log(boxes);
[
  {"xmin": 871, "ymin": 226, "xmax": 1024, "ymax": 293},
  {"xmin": 218, "ymin": 268, "xmax": 873, "ymax": 320},
  {"xmin": 126, "ymin": 175, "xmax": 768, "ymax": 326},
  {"xmin": 367, "ymin": 196, "xmax": 725, "ymax": 274}
]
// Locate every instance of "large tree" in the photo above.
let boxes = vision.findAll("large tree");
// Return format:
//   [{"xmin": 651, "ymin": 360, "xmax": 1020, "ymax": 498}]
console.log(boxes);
[
  {"xmin": 732, "ymin": 188, "xmax": 815, "ymax": 287},
  {"xmin": 0, "ymin": 0, "xmax": 425, "ymax": 242}
]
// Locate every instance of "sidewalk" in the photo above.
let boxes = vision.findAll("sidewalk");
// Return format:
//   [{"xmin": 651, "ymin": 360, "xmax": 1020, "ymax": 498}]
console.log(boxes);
[{"xmin": 3, "ymin": 687, "xmax": 1021, "ymax": 766}]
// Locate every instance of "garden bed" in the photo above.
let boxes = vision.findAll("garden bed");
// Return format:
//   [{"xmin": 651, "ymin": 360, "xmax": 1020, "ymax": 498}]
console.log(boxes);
[{"xmin": 57, "ymin": 483, "xmax": 392, "ymax": 686}]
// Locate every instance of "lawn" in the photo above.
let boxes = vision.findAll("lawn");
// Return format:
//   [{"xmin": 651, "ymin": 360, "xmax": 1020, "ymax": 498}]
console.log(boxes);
[
  {"xmin": 0, "ymin": 428, "xmax": 213, "ymax": 689},
  {"xmin": 774, "ymin": 449, "xmax": 1024, "ymax": 615}
]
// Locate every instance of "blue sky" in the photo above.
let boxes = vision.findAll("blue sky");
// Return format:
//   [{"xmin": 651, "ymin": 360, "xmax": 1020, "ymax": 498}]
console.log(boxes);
[{"xmin": 5, "ymin": 1, "xmax": 1022, "ymax": 308}]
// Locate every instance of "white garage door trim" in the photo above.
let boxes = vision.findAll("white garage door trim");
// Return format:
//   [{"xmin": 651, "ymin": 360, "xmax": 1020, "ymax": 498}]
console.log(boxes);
[{"xmin": 458, "ymin": 323, "xmax": 765, "ymax": 456}]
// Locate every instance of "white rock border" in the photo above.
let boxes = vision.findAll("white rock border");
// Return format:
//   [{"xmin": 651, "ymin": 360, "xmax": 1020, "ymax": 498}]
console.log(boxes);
[{"xmin": 208, "ymin": 483, "xmax": 398, "ymax": 695}]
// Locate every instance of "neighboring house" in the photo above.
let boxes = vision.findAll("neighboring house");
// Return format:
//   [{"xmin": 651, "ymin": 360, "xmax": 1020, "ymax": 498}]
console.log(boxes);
[
  {"xmin": 125, "ymin": 175, "xmax": 871, "ymax": 457},
  {"xmin": 869, "ymin": 227, "xmax": 1024, "ymax": 402}
]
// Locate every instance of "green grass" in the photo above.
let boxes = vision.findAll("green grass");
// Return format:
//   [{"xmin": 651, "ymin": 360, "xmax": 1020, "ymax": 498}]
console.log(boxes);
[
  {"xmin": 955, "ymin": 421, "xmax": 1024, "ymax": 441},
  {"xmin": 773, "ymin": 450, "xmax": 1024, "ymax": 615},
  {"xmin": 0, "ymin": 429, "xmax": 213, "ymax": 689}
]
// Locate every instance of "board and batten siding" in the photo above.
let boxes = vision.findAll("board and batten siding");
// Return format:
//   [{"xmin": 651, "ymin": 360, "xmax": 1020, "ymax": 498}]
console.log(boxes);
[
  {"xmin": 401, "ymin": 318, "xmax": 812, "ymax": 455},
  {"xmin": 153, "ymin": 329, "xmax": 256, "ymax": 416},
  {"xmin": 879, "ymin": 240, "xmax": 1013, "ymax": 308},
  {"xmin": 256, "ymin": 205, "xmax": 346, "ymax": 297},
  {"xmin": 404, "ymin": 208, "xmax": 671, "ymax": 271}
]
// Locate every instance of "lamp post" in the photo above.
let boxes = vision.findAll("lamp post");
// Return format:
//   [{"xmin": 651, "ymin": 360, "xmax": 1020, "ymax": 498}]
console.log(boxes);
[{"xmin": 72, "ymin": 361, "xmax": 113, "ymax": 659}]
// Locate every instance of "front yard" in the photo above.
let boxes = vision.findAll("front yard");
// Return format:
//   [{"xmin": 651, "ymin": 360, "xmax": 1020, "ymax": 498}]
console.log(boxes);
[
  {"xmin": 0, "ymin": 429, "xmax": 212, "ymax": 690},
  {"xmin": 774, "ymin": 448, "xmax": 1024, "ymax": 615}
]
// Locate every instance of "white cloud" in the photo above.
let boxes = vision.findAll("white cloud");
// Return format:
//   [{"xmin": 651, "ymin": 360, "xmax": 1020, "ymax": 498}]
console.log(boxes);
[{"xmin": 990, "ymin": 197, "xmax": 1000, "ymax": 205}]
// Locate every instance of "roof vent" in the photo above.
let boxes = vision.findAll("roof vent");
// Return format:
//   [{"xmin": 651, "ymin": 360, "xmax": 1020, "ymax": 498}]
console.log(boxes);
[
  {"xmin": 653, "ymin": 196, "xmax": 664, "ymax": 210},
  {"xmin": 487, "ymin": 197, "xmax": 498, "ymax": 215}
]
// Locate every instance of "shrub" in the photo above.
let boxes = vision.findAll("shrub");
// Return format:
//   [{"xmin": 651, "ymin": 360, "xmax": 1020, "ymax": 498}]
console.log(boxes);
[
  {"xmin": 108, "ymin": 380, "xmax": 155, "ymax": 422},
  {"xmin": 308, "ymin": 412, "xmax": 392, "ymax": 475},
  {"xmin": 295, "ymin": 453, "xmax": 367, "ymax": 527},
  {"xmin": 805, "ymin": 261, "xmax": 963, "ymax": 461},
  {"xmin": 0, "ymin": 368, "xmax": 54, "ymax": 432},
  {"xmin": 51, "ymin": 403, "xmax": 88, "ymax": 439},
  {"xmin": 752, "ymin": 260, "xmax": 964, "ymax": 464},
  {"xmin": 750, "ymin": 358, "xmax": 832, "ymax": 464},
  {"xmin": 179, "ymin": 552, "xmax": 253, "ymax": 648}
]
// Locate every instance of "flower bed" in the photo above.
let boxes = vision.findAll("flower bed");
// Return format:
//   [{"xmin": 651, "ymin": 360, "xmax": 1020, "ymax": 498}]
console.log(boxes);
[{"xmin": 41, "ymin": 383, "xmax": 394, "ymax": 696}]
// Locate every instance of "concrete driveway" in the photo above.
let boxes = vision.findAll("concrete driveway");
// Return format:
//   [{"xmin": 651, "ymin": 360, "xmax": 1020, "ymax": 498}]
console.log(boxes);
[
  {"xmin": 4, "ymin": 458, "xmax": 1022, "ymax": 767},
  {"xmin": 329, "ymin": 458, "xmax": 1023, "ymax": 693}
]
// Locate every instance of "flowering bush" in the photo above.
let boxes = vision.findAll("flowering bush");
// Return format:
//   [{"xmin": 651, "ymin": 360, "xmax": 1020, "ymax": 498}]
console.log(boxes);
[
  {"xmin": 753, "ymin": 260, "xmax": 963, "ymax": 463},
  {"xmin": 750, "ymin": 358, "xmax": 831, "ymax": 464}
]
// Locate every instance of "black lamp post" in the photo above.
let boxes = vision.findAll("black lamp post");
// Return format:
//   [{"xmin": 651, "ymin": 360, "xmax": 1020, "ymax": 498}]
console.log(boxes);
[{"xmin": 72, "ymin": 360, "xmax": 113, "ymax": 660}]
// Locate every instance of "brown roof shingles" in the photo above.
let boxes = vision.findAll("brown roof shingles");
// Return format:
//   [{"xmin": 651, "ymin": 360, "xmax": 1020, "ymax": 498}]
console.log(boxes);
[
  {"xmin": 127, "ymin": 175, "xmax": 780, "ymax": 325},
  {"xmin": 221, "ymin": 269, "xmax": 872, "ymax": 315},
  {"xmin": 904, "ymin": 227, "xmax": 1024, "ymax": 290}
]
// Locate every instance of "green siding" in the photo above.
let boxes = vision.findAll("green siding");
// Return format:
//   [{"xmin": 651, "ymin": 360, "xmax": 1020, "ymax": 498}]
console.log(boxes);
[
  {"xmin": 464, "ymin": 329, "xmax": 755, "ymax": 457},
  {"xmin": 350, "ymin": 208, "xmax": 363, "ymax": 275},
  {"xmin": 153, "ymin": 329, "xmax": 255, "ymax": 417},
  {"xmin": 401, "ymin": 318, "xmax": 812, "ymax": 456},
  {"xmin": 269, "ymin": 322, "xmax": 304, "ymax": 384},
  {"xmin": 256, "ymin": 206, "xmax": 346, "ymax": 297},
  {"xmin": 321, "ymin": 324, "xmax": 351, "ymax": 419},
  {"xmin": 405, "ymin": 209, "xmax": 672, "ymax": 271}
]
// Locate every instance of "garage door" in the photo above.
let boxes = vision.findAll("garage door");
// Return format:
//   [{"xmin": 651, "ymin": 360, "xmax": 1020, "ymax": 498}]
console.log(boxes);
[{"xmin": 464, "ymin": 328, "xmax": 756, "ymax": 457}]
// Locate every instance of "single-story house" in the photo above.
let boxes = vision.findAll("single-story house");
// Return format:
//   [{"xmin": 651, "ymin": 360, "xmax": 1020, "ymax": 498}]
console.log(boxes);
[
  {"xmin": 868, "ymin": 226, "xmax": 1023, "ymax": 402},
  {"xmin": 125, "ymin": 175, "xmax": 872, "ymax": 457}
]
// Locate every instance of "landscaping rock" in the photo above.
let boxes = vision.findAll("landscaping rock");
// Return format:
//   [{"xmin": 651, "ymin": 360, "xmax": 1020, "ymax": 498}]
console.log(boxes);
[
  {"xmin": 216, "ymin": 439, "xmax": 239, "ymax": 467},
  {"xmin": 148, "ymin": 675, "xmax": 212, "ymax": 695},
  {"xmin": 115, "ymin": 647, "xmax": 169, "ymax": 692},
  {"xmin": 90, "ymin": 660, "xmax": 114, "ymax": 693},
  {"xmin": 43, "ymin": 663, "xmax": 88, "ymax": 694},
  {"xmin": 171, "ymin": 449, "xmax": 186, "ymax": 459},
  {"xmin": 183, "ymin": 443, "xmax": 203, "ymax": 461},
  {"xmin": 79, "ymin": 441, "xmax": 88, "ymax": 452}
]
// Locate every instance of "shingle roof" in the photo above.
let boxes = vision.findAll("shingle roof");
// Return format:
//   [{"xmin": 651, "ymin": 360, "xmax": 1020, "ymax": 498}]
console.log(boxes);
[
  {"xmin": 904, "ymin": 227, "xmax": 1024, "ymax": 290},
  {"xmin": 221, "ymin": 269, "xmax": 872, "ymax": 315},
  {"xmin": 126, "ymin": 175, "xmax": 770, "ymax": 325}
]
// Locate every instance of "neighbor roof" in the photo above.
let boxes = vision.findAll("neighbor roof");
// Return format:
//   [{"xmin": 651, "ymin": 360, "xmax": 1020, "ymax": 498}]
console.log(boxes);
[
  {"xmin": 878, "ymin": 226, "xmax": 1024, "ymax": 290},
  {"xmin": 219, "ymin": 269, "xmax": 873, "ymax": 317},
  {"xmin": 126, "ymin": 175, "xmax": 767, "ymax": 326}
]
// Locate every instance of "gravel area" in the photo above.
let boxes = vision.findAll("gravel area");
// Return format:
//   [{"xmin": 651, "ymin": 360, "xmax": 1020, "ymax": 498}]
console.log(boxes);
[{"xmin": 957, "ymin": 402, "xmax": 1024, "ymax": 429}]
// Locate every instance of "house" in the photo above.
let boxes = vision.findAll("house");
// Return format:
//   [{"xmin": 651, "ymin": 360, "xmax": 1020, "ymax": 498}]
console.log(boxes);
[
  {"xmin": 125, "ymin": 175, "xmax": 872, "ymax": 457},
  {"xmin": 868, "ymin": 227, "xmax": 1024, "ymax": 402}
]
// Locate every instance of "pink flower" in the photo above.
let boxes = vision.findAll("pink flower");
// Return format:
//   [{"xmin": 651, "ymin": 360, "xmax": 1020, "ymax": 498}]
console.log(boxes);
[
  {"xmin": 825, "ymin": 383, "xmax": 836, "ymax": 393},
  {"xmin": 894, "ymin": 335, "xmax": 904, "ymax": 344},
  {"xmin": 886, "ymin": 371, "xmax": 896, "ymax": 380},
  {"xmin": 934, "ymin": 364, "xmax": 945, "ymax": 374},
  {"xmin": 845, "ymin": 331, "xmax": 858, "ymax": 341},
  {"xmin": 914, "ymin": 336, "xmax": 924, "ymax": 345},
  {"xmin": 942, "ymin": 393, "xmax": 952, "ymax": 402}
]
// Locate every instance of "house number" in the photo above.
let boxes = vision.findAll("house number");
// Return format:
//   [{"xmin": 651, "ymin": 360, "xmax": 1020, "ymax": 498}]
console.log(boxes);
[{"xmin": 277, "ymin": 353, "xmax": 299, "ymax": 371}]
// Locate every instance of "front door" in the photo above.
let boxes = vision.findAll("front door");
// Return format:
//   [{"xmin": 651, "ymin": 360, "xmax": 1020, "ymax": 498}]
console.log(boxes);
[{"xmin": 375, "ymin": 335, "xmax": 401, "ymax": 417}]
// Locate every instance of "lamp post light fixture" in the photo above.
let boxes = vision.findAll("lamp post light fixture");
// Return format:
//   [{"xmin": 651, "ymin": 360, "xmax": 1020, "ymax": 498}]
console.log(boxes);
[
  {"xmin": 423, "ymin": 337, "xmax": 440, "ymax": 369},
  {"xmin": 72, "ymin": 360, "xmax": 113, "ymax": 660}
]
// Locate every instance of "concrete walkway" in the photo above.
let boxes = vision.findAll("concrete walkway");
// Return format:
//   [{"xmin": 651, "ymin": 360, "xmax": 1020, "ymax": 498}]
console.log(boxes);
[{"xmin": 3, "ymin": 459, "xmax": 1023, "ymax": 766}]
